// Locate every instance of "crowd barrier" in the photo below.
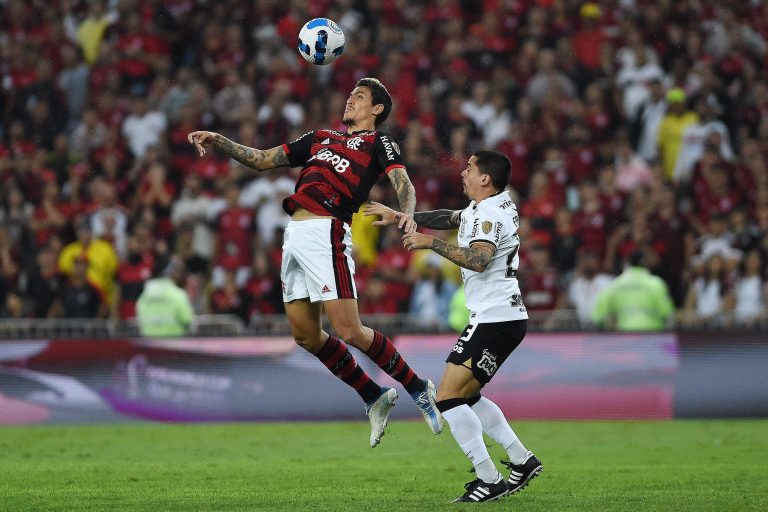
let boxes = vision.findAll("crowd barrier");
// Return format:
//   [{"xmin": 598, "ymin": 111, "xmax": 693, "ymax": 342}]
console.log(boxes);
[{"xmin": 2, "ymin": 331, "xmax": 766, "ymax": 425}]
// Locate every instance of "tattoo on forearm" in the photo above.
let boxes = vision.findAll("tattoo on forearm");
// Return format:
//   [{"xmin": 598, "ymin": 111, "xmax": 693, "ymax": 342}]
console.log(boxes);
[
  {"xmin": 388, "ymin": 168, "xmax": 416, "ymax": 216},
  {"xmin": 414, "ymin": 209, "xmax": 461, "ymax": 230},
  {"xmin": 430, "ymin": 240, "xmax": 495, "ymax": 272},
  {"xmin": 213, "ymin": 135, "xmax": 288, "ymax": 171}
]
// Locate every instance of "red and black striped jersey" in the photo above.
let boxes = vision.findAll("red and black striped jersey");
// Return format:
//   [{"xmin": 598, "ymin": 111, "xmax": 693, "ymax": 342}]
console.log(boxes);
[{"xmin": 281, "ymin": 129, "xmax": 406, "ymax": 223}]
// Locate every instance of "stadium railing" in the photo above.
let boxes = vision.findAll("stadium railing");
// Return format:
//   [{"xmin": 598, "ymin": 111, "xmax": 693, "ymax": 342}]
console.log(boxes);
[{"xmin": 0, "ymin": 310, "xmax": 767, "ymax": 340}]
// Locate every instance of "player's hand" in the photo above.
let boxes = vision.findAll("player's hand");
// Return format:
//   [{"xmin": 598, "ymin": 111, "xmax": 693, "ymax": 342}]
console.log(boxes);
[
  {"xmin": 187, "ymin": 131, "xmax": 217, "ymax": 157},
  {"xmin": 402, "ymin": 231, "xmax": 433, "ymax": 251},
  {"xmin": 363, "ymin": 201, "xmax": 398, "ymax": 226},
  {"xmin": 399, "ymin": 214, "xmax": 417, "ymax": 233}
]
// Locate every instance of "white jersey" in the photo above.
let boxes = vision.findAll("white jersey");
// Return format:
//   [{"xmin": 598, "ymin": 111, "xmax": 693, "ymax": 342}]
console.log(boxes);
[{"xmin": 458, "ymin": 191, "xmax": 528, "ymax": 323}]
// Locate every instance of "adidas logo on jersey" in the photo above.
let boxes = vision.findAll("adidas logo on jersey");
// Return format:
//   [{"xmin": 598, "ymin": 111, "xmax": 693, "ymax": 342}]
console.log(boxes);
[
  {"xmin": 321, "ymin": 138, "xmax": 331, "ymax": 145},
  {"xmin": 321, "ymin": 285, "xmax": 331, "ymax": 293}
]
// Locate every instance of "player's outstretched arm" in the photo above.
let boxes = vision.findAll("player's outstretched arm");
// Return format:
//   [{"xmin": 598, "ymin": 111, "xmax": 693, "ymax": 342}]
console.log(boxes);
[
  {"xmin": 187, "ymin": 131, "xmax": 289, "ymax": 172},
  {"xmin": 386, "ymin": 167, "xmax": 417, "ymax": 232},
  {"xmin": 402, "ymin": 232, "xmax": 496, "ymax": 273},
  {"xmin": 365, "ymin": 202, "xmax": 461, "ymax": 230},
  {"xmin": 413, "ymin": 209, "xmax": 462, "ymax": 230}
]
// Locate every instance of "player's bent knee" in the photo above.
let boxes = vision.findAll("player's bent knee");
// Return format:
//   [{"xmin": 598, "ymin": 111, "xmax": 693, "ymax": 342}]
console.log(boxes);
[
  {"xmin": 334, "ymin": 326, "xmax": 366, "ymax": 347},
  {"xmin": 293, "ymin": 335, "xmax": 323, "ymax": 353}
]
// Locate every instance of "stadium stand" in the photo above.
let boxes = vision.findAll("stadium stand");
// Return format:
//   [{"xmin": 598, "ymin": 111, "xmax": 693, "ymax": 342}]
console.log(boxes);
[{"xmin": 1, "ymin": 0, "xmax": 768, "ymax": 330}]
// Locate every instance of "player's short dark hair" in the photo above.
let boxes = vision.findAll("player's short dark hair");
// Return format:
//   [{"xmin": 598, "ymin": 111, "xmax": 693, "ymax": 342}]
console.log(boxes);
[
  {"xmin": 473, "ymin": 150, "xmax": 511, "ymax": 191},
  {"xmin": 356, "ymin": 77, "xmax": 392, "ymax": 126}
]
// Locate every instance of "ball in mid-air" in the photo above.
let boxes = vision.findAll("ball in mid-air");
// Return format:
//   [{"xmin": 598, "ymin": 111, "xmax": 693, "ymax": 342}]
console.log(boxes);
[{"xmin": 297, "ymin": 18, "xmax": 345, "ymax": 65}]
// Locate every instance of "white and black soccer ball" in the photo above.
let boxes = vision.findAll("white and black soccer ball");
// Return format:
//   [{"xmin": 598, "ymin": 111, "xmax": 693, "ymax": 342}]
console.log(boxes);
[{"xmin": 297, "ymin": 18, "xmax": 345, "ymax": 65}]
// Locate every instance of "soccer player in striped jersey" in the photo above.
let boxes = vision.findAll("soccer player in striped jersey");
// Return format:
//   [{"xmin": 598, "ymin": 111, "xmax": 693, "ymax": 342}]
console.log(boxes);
[
  {"xmin": 188, "ymin": 78, "xmax": 442, "ymax": 447},
  {"xmin": 366, "ymin": 151, "xmax": 543, "ymax": 502}
]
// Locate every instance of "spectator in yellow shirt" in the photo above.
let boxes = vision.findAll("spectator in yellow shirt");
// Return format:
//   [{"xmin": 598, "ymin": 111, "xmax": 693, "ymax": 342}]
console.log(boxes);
[
  {"xmin": 58, "ymin": 220, "xmax": 119, "ymax": 303},
  {"xmin": 657, "ymin": 88, "xmax": 699, "ymax": 180}
]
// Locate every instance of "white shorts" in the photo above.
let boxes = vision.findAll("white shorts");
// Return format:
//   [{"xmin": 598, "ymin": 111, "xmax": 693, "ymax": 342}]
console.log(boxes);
[{"xmin": 281, "ymin": 218, "xmax": 357, "ymax": 303}]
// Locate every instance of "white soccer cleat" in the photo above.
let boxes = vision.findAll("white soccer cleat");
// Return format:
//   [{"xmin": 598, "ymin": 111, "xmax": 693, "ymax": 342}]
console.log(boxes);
[
  {"xmin": 411, "ymin": 379, "xmax": 443, "ymax": 435},
  {"xmin": 365, "ymin": 387, "xmax": 398, "ymax": 448}
]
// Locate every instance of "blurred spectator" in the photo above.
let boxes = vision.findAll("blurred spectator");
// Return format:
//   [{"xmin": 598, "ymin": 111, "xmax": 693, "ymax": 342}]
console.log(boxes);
[
  {"xmin": 56, "ymin": 45, "xmax": 91, "ymax": 128},
  {"xmin": 213, "ymin": 69, "xmax": 256, "ymax": 128},
  {"xmin": 526, "ymin": 48, "xmax": 576, "ymax": 106},
  {"xmin": 113, "ymin": 235, "xmax": 154, "ymax": 321},
  {"xmin": 136, "ymin": 259, "xmax": 194, "ymax": 337},
  {"xmin": 673, "ymin": 96, "xmax": 734, "ymax": 183},
  {"xmin": 729, "ymin": 249, "xmax": 767, "ymax": 325},
  {"xmin": 567, "ymin": 250, "xmax": 614, "ymax": 327},
  {"xmin": 243, "ymin": 251, "xmax": 284, "ymax": 317},
  {"xmin": 211, "ymin": 181, "xmax": 254, "ymax": 288},
  {"xmin": 631, "ymin": 76, "xmax": 667, "ymax": 164},
  {"xmin": 239, "ymin": 169, "xmax": 294, "ymax": 247},
  {"xmin": 657, "ymin": 88, "xmax": 699, "ymax": 180},
  {"xmin": 592, "ymin": 251, "xmax": 674, "ymax": 331},
  {"xmin": 25, "ymin": 243, "xmax": 64, "ymax": 318},
  {"xmin": 683, "ymin": 253, "xmax": 734, "ymax": 324},
  {"xmin": 63, "ymin": 0, "xmax": 119, "ymax": 65},
  {"xmin": 55, "ymin": 254, "xmax": 106, "ymax": 319},
  {"xmin": 171, "ymin": 173, "xmax": 216, "ymax": 264},
  {"xmin": 57, "ymin": 219, "xmax": 119, "ymax": 302},
  {"xmin": 121, "ymin": 96, "xmax": 167, "ymax": 160},
  {"xmin": 614, "ymin": 139, "xmax": 655, "ymax": 193},
  {"xmin": 519, "ymin": 244, "xmax": 562, "ymax": 313},
  {"xmin": 210, "ymin": 268, "xmax": 250, "ymax": 321},
  {"xmin": 409, "ymin": 254, "xmax": 457, "ymax": 327}
]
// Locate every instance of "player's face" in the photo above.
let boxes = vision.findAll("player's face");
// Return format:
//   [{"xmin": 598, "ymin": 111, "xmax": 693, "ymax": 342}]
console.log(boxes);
[
  {"xmin": 461, "ymin": 156, "xmax": 483, "ymax": 200},
  {"xmin": 343, "ymin": 86, "xmax": 379, "ymax": 128}
]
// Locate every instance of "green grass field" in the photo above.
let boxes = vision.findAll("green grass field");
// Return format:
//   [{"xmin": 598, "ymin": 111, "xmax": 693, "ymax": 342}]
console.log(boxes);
[{"xmin": 1, "ymin": 420, "xmax": 767, "ymax": 511}]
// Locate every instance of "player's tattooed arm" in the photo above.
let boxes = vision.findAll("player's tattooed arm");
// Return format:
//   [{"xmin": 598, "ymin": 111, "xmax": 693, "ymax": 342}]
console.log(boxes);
[
  {"xmin": 430, "ymin": 240, "xmax": 496, "ymax": 272},
  {"xmin": 387, "ymin": 167, "xmax": 417, "ymax": 217},
  {"xmin": 403, "ymin": 231, "xmax": 496, "ymax": 272},
  {"xmin": 213, "ymin": 135, "xmax": 289, "ymax": 171},
  {"xmin": 413, "ymin": 210, "xmax": 462, "ymax": 230}
]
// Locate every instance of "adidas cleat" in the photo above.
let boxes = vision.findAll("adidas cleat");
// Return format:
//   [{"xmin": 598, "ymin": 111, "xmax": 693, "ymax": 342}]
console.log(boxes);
[
  {"xmin": 365, "ymin": 387, "xmax": 398, "ymax": 448},
  {"xmin": 452, "ymin": 477, "xmax": 510, "ymax": 503},
  {"xmin": 501, "ymin": 451, "xmax": 543, "ymax": 494},
  {"xmin": 411, "ymin": 379, "xmax": 443, "ymax": 435}
]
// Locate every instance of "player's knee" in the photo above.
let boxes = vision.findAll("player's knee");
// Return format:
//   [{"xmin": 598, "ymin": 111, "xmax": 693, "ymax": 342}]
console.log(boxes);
[
  {"xmin": 293, "ymin": 334, "xmax": 321, "ymax": 352},
  {"xmin": 334, "ymin": 325, "xmax": 366, "ymax": 347}
]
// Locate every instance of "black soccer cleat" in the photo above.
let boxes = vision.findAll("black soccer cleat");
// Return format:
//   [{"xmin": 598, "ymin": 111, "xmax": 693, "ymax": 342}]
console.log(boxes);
[
  {"xmin": 452, "ymin": 477, "xmax": 510, "ymax": 503},
  {"xmin": 500, "ymin": 451, "xmax": 543, "ymax": 494}
]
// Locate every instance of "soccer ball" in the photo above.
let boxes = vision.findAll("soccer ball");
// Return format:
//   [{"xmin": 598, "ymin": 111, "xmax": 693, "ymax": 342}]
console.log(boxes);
[{"xmin": 297, "ymin": 18, "xmax": 345, "ymax": 65}]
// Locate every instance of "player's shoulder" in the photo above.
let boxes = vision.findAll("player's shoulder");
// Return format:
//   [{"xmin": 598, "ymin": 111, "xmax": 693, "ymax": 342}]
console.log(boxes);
[
  {"xmin": 478, "ymin": 192, "xmax": 517, "ymax": 217},
  {"xmin": 315, "ymin": 128, "xmax": 344, "ymax": 140},
  {"xmin": 371, "ymin": 130, "xmax": 403, "ymax": 162}
]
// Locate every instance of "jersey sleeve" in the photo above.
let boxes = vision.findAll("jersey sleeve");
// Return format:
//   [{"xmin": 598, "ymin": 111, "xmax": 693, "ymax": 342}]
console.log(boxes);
[
  {"xmin": 468, "ymin": 205, "xmax": 505, "ymax": 249},
  {"xmin": 373, "ymin": 132, "xmax": 406, "ymax": 174},
  {"xmin": 282, "ymin": 131, "xmax": 314, "ymax": 168}
]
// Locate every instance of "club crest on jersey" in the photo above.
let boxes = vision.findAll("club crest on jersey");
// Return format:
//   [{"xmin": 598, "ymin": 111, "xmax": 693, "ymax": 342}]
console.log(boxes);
[
  {"xmin": 477, "ymin": 349, "xmax": 498, "ymax": 377},
  {"xmin": 346, "ymin": 136, "xmax": 363, "ymax": 150},
  {"xmin": 482, "ymin": 221, "xmax": 492, "ymax": 234}
]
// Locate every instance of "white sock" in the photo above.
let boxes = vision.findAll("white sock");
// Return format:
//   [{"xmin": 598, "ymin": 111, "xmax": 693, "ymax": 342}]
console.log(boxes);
[
  {"xmin": 441, "ymin": 404, "xmax": 501, "ymax": 483},
  {"xmin": 471, "ymin": 396, "xmax": 529, "ymax": 464}
]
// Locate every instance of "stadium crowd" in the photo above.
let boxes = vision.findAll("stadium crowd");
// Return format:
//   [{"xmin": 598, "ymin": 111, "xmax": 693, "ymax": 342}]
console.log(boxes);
[{"xmin": 1, "ymin": 0, "xmax": 768, "ymax": 328}]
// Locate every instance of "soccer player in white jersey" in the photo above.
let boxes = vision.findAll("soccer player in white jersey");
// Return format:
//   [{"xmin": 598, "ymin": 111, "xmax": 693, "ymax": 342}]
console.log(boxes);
[{"xmin": 365, "ymin": 150, "xmax": 542, "ymax": 502}]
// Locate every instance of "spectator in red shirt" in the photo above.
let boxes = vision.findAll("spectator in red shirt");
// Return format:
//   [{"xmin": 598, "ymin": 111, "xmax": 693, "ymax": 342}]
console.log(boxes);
[
  {"xmin": 244, "ymin": 250, "xmax": 284, "ymax": 317},
  {"xmin": 113, "ymin": 234, "xmax": 154, "ymax": 320},
  {"xmin": 572, "ymin": 181, "xmax": 608, "ymax": 258},
  {"xmin": 29, "ymin": 180, "xmax": 73, "ymax": 248},
  {"xmin": 212, "ymin": 181, "xmax": 255, "ymax": 289},
  {"xmin": 520, "ymin": 244, "xmax": 562, "ymax": 313},
  {"xmin": 571, "ymin": 2, "xmax": 610, "ymax": 71}
]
